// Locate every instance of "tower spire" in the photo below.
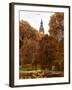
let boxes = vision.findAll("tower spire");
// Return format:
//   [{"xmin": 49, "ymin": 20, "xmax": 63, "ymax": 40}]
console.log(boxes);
[{"xmin": 39, "ymin": 18, "xmax": 44, "ymax": 34}]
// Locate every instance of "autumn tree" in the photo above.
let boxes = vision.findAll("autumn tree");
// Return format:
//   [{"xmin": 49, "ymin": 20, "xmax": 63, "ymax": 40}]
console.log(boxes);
[
  {"xmin": 19, "ymin": 20, "xmax": 41, "ymax": 69},
  {"xmin": 20, "ymin": 39, "xmax": 39, "ymax": 65},
  {"xmin": 59, "ymin": 38, "xmax": 64, "ymax": 71},
  {"xmin": 49, "ymin": 12, "xmax": 64, "ymax": 42},
  {"xmin": 48, "ymin": 13, "xmax": 64, "ymax": 71},
  {"xmin": 19, "ymin": 20, "xmax": 41, "ymax": 43},
  {"xmin": 40, "ymin": 35, "xmax": 59, "ymax": 70}
]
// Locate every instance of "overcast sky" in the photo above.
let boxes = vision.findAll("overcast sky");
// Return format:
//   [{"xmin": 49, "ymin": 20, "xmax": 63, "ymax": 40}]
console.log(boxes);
[{"xmin": 20, "ymin": 11, "xmax": 55, "ymax": 34}]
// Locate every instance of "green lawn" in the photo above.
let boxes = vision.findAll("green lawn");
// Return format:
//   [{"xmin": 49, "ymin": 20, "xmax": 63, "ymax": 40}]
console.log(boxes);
[{"xmin": 19, "ymin": 65, "xmax": 33, "ymax": 71}]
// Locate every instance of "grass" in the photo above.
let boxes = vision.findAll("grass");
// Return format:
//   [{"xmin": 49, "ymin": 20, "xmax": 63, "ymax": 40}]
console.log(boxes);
[
  {"xmin": 19, "ymin": 65, "xmax": 33, "ymax": 71},
  {"xmin": 19, "ymin": 65, "xmax": 64, "ymax": 79}
]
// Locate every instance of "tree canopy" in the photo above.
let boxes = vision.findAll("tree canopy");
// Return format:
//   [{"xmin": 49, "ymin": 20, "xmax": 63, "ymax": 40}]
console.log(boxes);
[
  {"xmin": 19, "ymin": 12, "xmax": 64, "ymax": 71},
  {"xmin": 49, "ymin": 13, "xmax": 64, "ymax": 41}
]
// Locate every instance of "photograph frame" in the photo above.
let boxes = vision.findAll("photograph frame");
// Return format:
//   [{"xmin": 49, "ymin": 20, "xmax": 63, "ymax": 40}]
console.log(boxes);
[{"xmin": 9, "ymin": 2, "xmax": 70, "ymax": 87}]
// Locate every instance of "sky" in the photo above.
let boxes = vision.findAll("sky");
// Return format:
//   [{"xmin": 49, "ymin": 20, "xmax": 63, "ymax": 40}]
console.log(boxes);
[{"xmin": 20, "ymin": 11, "xmax": 55, "ymax": 34}]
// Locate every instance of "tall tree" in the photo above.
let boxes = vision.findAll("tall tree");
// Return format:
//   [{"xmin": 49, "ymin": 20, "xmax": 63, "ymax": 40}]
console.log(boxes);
[
  {"xmin": 40, "ymin": 35, "xmax": 59, "ymax": 70},
  {"xmin": 49, "ymin": 12, "xmax": 64, "ymax": 42},
  {"xmin": 19, "ymin": 20, "xmax": 41, "ymax": 67},
  {"xmin": 48, "ymin": 12, "xmax": 64, "ymax": 71}
]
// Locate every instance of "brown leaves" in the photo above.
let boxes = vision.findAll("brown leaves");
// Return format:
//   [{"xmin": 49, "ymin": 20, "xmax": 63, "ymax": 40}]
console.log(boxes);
[
  {"xmin": 19, "ymin": 20, "xmax": 41, "ymax": 66},
  {"xmin": 49, "ymin": 12, "xmax": 64, "ymax": 41},
  {"xmin": 19, "ymin": 17, "xmax": 64, "ymax": 72}
]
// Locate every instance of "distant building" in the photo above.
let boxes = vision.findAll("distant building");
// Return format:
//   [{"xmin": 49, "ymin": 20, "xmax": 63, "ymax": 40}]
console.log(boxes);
[{"xmin": 39, "ymin": 19, "xmax": 44, "ymax": 34}]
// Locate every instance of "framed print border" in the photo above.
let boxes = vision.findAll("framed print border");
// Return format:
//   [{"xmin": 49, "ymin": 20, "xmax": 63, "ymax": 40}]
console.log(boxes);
[{"xmin": 9, "ymin": 2, "xmax": 70, "ymax": 87}]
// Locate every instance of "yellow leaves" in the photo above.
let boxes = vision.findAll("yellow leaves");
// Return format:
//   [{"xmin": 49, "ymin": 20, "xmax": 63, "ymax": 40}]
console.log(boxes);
[{"xmin": 19, "ymin": 70, "xmax": 45, "ymax": 79}]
